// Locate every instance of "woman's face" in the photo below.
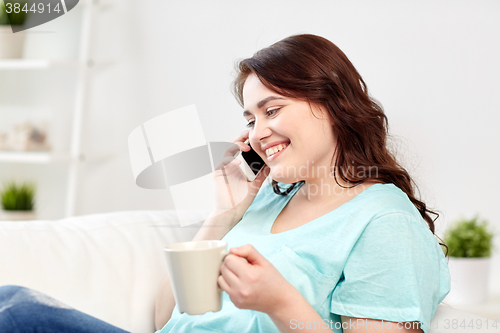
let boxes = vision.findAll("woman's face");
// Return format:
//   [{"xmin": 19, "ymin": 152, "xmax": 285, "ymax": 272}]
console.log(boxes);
[{"xmin": 242, "ymin": 74, "xmax": 337, "ymax": 183}]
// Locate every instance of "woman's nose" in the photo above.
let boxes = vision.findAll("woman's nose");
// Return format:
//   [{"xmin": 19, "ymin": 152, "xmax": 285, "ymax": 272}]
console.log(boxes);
[{"xmin": 251, "ymin": 119, "xmax": 272, "ymax": 142}]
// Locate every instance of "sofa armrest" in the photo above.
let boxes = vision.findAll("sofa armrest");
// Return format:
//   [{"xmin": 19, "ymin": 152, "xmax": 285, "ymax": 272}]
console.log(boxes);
[{"xmin": 0, "ymin": 210, "xmax": 202, "ymax": 333}]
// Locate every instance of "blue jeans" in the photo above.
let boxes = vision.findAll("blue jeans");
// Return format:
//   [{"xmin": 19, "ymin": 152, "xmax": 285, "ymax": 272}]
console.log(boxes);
[{"xmin": 0, "ymin": 285, "xmax": 130, "ymax": 333}]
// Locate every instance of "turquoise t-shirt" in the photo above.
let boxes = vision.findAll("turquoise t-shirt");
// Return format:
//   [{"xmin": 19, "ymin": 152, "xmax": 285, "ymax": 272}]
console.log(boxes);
[{"xmin": 158, "ymin": 182, "xmax": 450, "ymax": 333}]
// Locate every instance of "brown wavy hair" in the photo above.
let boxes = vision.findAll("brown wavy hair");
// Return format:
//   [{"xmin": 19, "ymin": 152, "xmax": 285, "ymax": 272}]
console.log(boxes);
[{"xmin": 232, "ymin": 34, "xmax": 447, "ymax": 254}]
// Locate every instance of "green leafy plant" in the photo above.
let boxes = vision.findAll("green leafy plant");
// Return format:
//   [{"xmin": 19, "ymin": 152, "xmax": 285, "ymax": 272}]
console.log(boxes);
[
  {"xmin": 0, "ymin": 1, "xmax": 29, "ymax": 26},
  {"xmin": 443, "ymin": 216, "xmax": 495, "ymax": 258},
  {"xmin": 1, "ymin": 181, "xmax": 35, "ymax": 211}
]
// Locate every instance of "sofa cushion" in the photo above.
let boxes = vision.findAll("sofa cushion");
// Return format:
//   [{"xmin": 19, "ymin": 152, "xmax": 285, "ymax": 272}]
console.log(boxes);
[{"xmin": 0, "ymin": 210, "xmax": 202, "ymax": 333}]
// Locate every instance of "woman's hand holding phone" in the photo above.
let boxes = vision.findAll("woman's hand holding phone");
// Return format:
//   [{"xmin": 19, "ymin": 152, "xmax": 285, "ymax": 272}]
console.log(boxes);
[{"xmin": 211, "ymin": 130, "xmax": 269, "ymax": 222}]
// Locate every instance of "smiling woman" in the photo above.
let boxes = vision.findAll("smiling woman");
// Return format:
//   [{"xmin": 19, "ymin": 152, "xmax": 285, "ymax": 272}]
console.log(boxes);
[
  {"xmin": 157, "ymin": 34, "xmax": 450, "ymax": 333},
  {"xmin": 0, "ymin": 33, "xmax": 448, "ymax": 333}
]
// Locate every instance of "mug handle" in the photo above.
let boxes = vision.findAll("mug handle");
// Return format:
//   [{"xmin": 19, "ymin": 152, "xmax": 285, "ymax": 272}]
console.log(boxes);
[{"xmin": 217, "ymin": 249, "xmax": 229, "ymax": 293}]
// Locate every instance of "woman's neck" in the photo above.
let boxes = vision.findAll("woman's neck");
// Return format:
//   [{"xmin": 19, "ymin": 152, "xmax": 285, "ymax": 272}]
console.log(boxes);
[{"xmin": 296, "ymin": 175, "xmax": 363, "ymax": 204}]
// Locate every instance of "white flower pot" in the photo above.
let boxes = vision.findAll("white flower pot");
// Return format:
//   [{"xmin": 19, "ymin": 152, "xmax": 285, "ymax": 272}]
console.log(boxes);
[
  {"xmin": 0, "ymin": 210, "xmax": 36, "ymax": 221},
  {"xmin": 444, "ymin": 257, "xmax": 491, "ymax": 306},
  {"xmin": 0, "ymin": 26, "xmax": 26, "ymax": 59}
]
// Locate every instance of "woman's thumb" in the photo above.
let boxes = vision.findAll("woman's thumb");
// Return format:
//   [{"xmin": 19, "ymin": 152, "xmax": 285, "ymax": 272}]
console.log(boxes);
[{"xmin": 230, "ymin": 244, "xmax": 261, "ymax": 264}]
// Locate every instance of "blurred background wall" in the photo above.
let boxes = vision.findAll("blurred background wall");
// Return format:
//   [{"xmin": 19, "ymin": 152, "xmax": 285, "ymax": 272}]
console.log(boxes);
[{"xmin": 1, "ymin": 0, "xmax": 499, "ymax": 291}]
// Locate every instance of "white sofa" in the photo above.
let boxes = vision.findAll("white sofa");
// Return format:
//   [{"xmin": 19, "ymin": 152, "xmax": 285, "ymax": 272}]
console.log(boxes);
[
  {"xmin": 0, "ymin": 210, "xmax": 201, "ymax": 333},
  {"xmin": 0, "ymin": 210, "xmax": 497, "ymax": 333}
]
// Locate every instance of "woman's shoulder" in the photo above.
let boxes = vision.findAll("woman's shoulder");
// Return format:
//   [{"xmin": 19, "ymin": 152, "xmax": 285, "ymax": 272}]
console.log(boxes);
[
  {"xmin": 354, "ymin": 182, "xmax": 442, "ymax": 241},
  {"xmin": 354, "ymin": 181, "xmax": 422, "ymax": 219}
]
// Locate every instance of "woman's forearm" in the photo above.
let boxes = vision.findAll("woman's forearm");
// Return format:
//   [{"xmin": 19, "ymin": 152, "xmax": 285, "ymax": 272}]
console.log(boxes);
[{"xmin": 191, "ymin": 208, "xmax": 241, "ymax": 242}]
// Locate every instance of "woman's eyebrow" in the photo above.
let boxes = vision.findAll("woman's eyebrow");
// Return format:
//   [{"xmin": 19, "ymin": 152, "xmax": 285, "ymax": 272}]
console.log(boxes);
[{"xmin": 243, "ymin": 96, "xmax": 286, "ymax": 116}]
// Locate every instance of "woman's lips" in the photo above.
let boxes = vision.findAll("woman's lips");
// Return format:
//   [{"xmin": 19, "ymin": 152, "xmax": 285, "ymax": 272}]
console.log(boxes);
[
  {"xmin": 265, "ymin": 142, "xmax": 289, "ymax": 157},
  {"xmin": 266, "ymin": 143, "xmax": 288, "ymax": 162}
]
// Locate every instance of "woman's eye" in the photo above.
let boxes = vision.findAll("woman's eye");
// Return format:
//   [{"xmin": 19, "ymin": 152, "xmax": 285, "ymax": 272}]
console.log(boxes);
[
  {"xmin": 266, "ymin": 108, "xmax": 280, "ymax": 116},
  {"xmin": 246, "ymin": 108, "xmax": 280, "ymax": 128}
]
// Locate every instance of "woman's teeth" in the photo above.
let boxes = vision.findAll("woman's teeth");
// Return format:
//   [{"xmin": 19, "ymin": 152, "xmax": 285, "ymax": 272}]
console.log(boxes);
[{"xmin": 266, "ymin": 143, "xmax": 288, "ymax": 157}]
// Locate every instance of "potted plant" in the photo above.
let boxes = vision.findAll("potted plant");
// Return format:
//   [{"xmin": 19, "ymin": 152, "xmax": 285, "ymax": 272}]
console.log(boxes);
[
  {"xmin": 443, "ymin": 215, "xmax": 496, "ymax": 306},
  {"xmin": 0, "ymin": 181, "xmax": 36, "ymax": 221},
  {"xmin": 0, "ymin": 1, "xmax": 28, "ymax": 59}
]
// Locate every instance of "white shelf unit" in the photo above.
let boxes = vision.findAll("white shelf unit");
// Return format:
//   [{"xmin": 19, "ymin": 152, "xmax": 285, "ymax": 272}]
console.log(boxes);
[
  {"xmin": 0, "ymin": 59, "xmax": 80, "ymax": 70},
  {"xmin": 0, "ymin": 151, "xmax": 71, "ymax": 164},
  {"xmin": 0, "ymin": 1, "xmax": 98, "ymax": 218}
]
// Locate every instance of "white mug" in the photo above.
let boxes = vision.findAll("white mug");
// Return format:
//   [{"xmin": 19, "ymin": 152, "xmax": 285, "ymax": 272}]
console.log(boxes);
[{"xmin": 164, "ymin": 240, "xmax": 229, "ymax": 315}]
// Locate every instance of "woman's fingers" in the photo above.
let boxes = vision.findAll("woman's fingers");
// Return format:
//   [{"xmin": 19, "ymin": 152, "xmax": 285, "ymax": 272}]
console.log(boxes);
[
  {"xmin": 218, "ymin": 274, "xmax": 230, "ymax": 292},
  {"xmin": 220, "ymin": 255, "xmax": 241, "ymax": 286},
  {"xmin": 222, "ymin": 253, "xmax": 250, "ymax": 278},
  {"xmin": 231, "ymin": 130, "xmax": 251, "ymax": 152},
  {"xmin": 213, "ymin": 158, "xmax": 241, "ymax": 178},
  {"xmin": 214, "ymin": 156, "xmax": 240, "ymax": 173},
  {"xmin": 214, "ymin": 144, "xmax": 239, "ymax": 171},
  {"xmin": 233, "ymin": 130, "xmax": 250, "ymax": 144},
  {"xmin": 223, "ymin": 143, "xmax": 241, "ymax": 157},
  {"xmin": 232, "ymin": 141, "xmax": 251, "ymax": 153},
  {"xmin": 215, "ymin": 132, "xmax": 251, "ymax": 171}
]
